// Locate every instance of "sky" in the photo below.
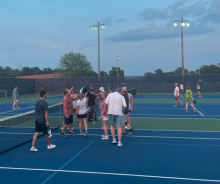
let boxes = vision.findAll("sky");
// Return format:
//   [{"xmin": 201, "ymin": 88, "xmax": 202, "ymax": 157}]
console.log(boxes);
[{"xmin": 0, "ymin": 0, "xmax": 220, "ymax": 75}]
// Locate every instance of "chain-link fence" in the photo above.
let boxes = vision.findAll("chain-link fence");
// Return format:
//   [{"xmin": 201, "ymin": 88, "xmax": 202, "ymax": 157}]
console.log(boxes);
[{"xmin": 0, "ymin": 74, "xmax": 219, "ymax": 96}]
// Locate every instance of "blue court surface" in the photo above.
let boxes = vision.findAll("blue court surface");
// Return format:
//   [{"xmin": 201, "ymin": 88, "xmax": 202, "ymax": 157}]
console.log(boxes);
[
  {"xmin": 1, "ymin": 102, "xmax": 220, "ymax": 119},
  {"xmin": 0, "ymin": 128, "xmax": 220, "ymax": 184}
]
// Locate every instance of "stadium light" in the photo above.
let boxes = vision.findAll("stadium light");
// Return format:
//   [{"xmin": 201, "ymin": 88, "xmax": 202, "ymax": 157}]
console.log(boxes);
[
  {"xmin": 173, "ymin": 17, "xmax": 190, "ymax": 78},
  {"xmin": 91, "ymin": 22, "xmax": 106, "ymax": 78}
]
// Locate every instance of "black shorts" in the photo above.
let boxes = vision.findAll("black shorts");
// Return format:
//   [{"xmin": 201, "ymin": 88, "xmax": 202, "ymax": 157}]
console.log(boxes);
[
  {"xmin": 64, "ymin": 115, "xmax": 73, "ymax": 124},
  {"xmin": 35, "ymin": 121, "xmax": 48, "ymax": 134},
  {"xmin": 77, "ymin": 113, "xmax": 87, "ymax": 119}
]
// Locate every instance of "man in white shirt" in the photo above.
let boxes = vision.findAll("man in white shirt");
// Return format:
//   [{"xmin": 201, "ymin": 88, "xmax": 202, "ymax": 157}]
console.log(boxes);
[
  {"xmin": 105, "ymin": 87, "xmax": 127, "ymax": 147},
  {"xmin": 174, "ymin": 83, "xmax": 183, "ymax": 107}
]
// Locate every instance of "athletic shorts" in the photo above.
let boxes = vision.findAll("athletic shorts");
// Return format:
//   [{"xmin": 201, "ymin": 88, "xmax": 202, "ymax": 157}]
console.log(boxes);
[
  {"xmin": 64, "ymin": 115, "xmax": 73, "ymax": 124},
  {"xmin": 89, "ymin": 105, "xmax": 97, "ymax": 113},
  {"xmin": 174, "ymin": 96, "xmax": 179, "ymax": 100},
  {"xmin": 35, "ymin": 121, "xmax": 48, "ymax": 134},
  {"xmin": 102, "ymin": 116, "xmax": 109, "ymax": 121},
  {"xmin": 77, "ymin": 113, "xmax": 87, "ymax": 119},
  {"xmin": 108, "ymin": 114, "xmax": 123, "ymax": 127},
  {"xmin": 122, "ymin": 114, "xmax": 128, "ymax": 123}
]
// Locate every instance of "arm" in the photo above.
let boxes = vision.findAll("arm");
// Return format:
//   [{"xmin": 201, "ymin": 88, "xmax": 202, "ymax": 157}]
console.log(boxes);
[
  {"xmin": 63, "ymin": 98, "xmax": 69, "ymax": 118},
  {"xmin": 86, "ymin": 97, "xmax": 89, "ymax": 107},
  {"xmin": 76, "ymin": 105, "xmax": 79, "ymax": 115},
  {"xmin": 90, "ymin": 91, "xmax": 101, "ymax": 97},
  {"xmin": 130, "ymin": 95, "xmax": 134, "ymax": 112},
  {"xmin": 45, "ymin": 111, "xmax": 49, "ymax": 127}
]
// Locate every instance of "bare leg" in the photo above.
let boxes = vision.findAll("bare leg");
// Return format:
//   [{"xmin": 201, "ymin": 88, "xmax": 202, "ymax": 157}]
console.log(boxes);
[
  {"xmin": 191, "ymin": 101, "xmax": 195, "ymax": 111},
  {"xmin": 46, "ymin": 134, "xmax": 51, "ymax": 145},
  {"xmin": 117, "ymin": 126, "xmax": 122, "ymax": 143},
  {"xmin": 83, "ymin": 118, "xmax": 88, "ymax": 132},
  {"xmin": 12, "ymin": 99, "xmax": 16, "ymax": 109},
  {"xmin": 32, "ymin": 132, "xmax": 39, "ymax": 147},
  {"xmin": 92, "ymin": 112, "xmax": 95, "ymax": 122},
  {"xmin": 122, "ymin": 123, "xmax": 125, "ymax": 134},
  {"xmin": 78, "ymin": 119, "xmax": 82, "ymax": 133},
  {"xmin": 103, "ymin": 121, "xmax": 108, "ymax": 136},
  {"xmin": 127, "ymin": 113, "xmax": 132, "ymax": 129},
  {"xmin": 62, "ymin": 123, "xmax": 68, "ymax": 133},
  {"xmin": 68, "ymin": 123, "xmax": 73, "ymax": 133},
  {"xmin": 185, "ymin": 102, "xmax": 189, "ymax": 111},
  {"xmin": 110, "ymin": 124, "xmax": 115, "ymax": 140}
]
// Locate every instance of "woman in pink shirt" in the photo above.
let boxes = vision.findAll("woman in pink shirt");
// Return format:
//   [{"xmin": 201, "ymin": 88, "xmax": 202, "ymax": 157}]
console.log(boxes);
[{"xmin": 99, "ymin": 89, "xmax": 109, "ymax": 140}]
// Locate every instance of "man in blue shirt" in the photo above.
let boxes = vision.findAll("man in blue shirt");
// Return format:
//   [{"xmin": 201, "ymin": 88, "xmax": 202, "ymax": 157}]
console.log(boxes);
[
  {"xmin": 30, "ymin": 90, "xmax": 56, "ymax": 152},
  {"xmin": 12, "ymin": 86, "xmax": 20, "ymax": 109}
]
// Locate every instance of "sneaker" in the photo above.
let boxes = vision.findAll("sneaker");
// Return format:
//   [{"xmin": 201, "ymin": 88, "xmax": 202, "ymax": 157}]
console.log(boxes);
[
  {"xmin": 30, "ymin": 147, "xmax": 38, "ymax": 152},
  {"xmin": 112, "ymin": 139, "xmax": 117, "ymax": 144},
  {"xmin": 12, "ymin": 107, "xmax": 16, "ymax": 110},
  {"xmin": 173, "ymin": 105, "xmax": 177, "ymax": 108},
  {"xmin": 79, "ymin": 132, "xmax": 84, "ymax": 136},
  {"xmin": 84, "ymin": 132, "xmax": 88, "ymax": 136},
  {"xmin": 128, "ymin": 131, "xmax": 133, "ymax": 136},
  {"xmin": 130, "ymin": 128, "xmax": 134, "ymax": 132},
  {"xmin": 59, "ymin": 132, "xmax": 67, "ymax": 137},
  {"xmin": 125, "ymin": 126, "xmax": 129, "ymax": 130},
  {"xmin": 101, "ymin": 135, "xmax": 109, "ymax": 140},
  {"xmin": 92, "ymin": 121, "xmax": 97, "ymax": 125},
  {"xmin": 68, "ymin": 132, "xmax": 75, "ymax": 136},
  {"xmin": 118, "ymin": 142, "xmax": 123, "ymax": 147},
  {"xmin": 47, "ymin": 144, "xmax": 56, "ymax": 149}
]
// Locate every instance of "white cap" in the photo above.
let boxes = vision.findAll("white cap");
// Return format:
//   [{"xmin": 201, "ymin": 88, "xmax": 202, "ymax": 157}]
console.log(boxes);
[{"xmin": 99, "ymin": 87, "xmax": 105, "ymax": 93}]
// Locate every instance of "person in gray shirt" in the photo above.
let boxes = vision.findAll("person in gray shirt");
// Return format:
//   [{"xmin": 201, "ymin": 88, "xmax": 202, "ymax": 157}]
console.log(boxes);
[{"xmin": 30, "ymin": 90, "xmax": 56, "ymax": 152}]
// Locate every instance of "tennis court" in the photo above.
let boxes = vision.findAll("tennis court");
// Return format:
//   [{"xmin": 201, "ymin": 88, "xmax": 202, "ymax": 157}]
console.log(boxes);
[{"xmin": 0, "ymin": 93, "xmax": 220, "ymax": 184}]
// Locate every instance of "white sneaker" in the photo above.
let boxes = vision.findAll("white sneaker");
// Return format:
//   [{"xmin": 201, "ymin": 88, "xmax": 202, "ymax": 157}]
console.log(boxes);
[
  {"xmin": 125, "ymin": 126, "xmax": 129, "ymax": 130},
  {"xmin": 47, "ymin": 144, "xmax": 56, "ymax": 149},
  {"xmin": 92, "ymin": 121, "xmax": 97, "ymax": 125},
  {"xmin": 112, "ymin": 139, "xmax": 117, "ymax": 144},
  {"xmin": 30, "ymin": 147, "xmax": 38, "ymax": 152},
  {"xmin": 118, "ymin": 142, "xmax": 123, "ymax": 147},
  {"xmin": 101, "ymin": 135, "xmax": 109, "ymax": 140}
]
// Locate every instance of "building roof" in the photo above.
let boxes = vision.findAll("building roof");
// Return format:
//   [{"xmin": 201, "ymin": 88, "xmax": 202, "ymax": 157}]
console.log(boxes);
[{"xmin": 17, "ymin": 73, "xmax": 59, "ymax": 79}]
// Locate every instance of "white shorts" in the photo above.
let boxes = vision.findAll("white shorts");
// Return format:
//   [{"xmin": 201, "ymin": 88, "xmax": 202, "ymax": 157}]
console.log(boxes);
[{"xmin": 102, "ymin": 116, "xmax": 109, "ymax": 121}]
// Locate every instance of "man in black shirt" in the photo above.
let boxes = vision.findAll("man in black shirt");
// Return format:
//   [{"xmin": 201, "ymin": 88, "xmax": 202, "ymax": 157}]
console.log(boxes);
[
  {"xmin": 86, "ymin": 85, "xmax": 97, "ymax": 124},
  {"xmin": 30, "ymin": 90, "xmax": 56, "ymax": 152}
]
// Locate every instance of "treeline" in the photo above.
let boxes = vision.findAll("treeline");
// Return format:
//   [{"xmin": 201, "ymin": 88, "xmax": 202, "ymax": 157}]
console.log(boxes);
[
  {"xmin": 145, "ymin": 64, "xmax": 220, "ymax": 76},
  {"xmin": 0, "ymin": 66, "xmax": 58, "ymax": 77}
]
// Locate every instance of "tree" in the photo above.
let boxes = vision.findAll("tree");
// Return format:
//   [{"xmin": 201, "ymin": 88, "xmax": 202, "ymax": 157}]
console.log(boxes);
[
  {"xmin": 57, "ymin": 52, "xmax": 95, "ymax": 77},
  {"xmin": 43, "ymin": 68, "xmax": 53, "ymax": 74},
  {"xmin": 109, "ymin": 67, "xmax": 124, "ymax": 76},
  {"xmin": 195, "ymin": 65, "xmax": 220, "ymax": 74},
  {"xmin": 173, "ymin": 67, "xmax": 189, "ymax": 75},
  {"xmin": 144, "ymin": 72, "xmax": 155, "ymax": 76},
  {"xmin": 154, "ymin": 69, "xmax": 163, "ymax": 75},
  {"xmin": 100, "ymin": 71, "xmax": 108, "ymax": 77}
]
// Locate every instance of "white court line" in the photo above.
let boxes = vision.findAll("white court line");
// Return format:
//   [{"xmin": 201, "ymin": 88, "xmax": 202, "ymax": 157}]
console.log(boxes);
[
  {"xmin": 0, "ymin": 132, "xmax": 219, "ymax": 140},
  {"xmin": 0, "ymin": 106, "xmax": 35, "ymax": 115},
  {"xmin": 131, "ymin": 114, "xmax": 218, "ymax": 117},
  {"xmin": 190, "ymin": 104, "xmax": 204, "ymax": 117},
  {"xmin": 0, "ymin": 167, "xmax": 219, "ymax": 183},
  {"xmin": 194, "ymin": 105, "xmax": 207, "ymax": 114}
]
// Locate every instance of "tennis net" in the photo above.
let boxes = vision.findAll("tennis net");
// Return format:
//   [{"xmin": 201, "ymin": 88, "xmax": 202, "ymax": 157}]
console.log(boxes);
[{"xmin": 0, "ymin": 102, "xmax": 63, "ymax": 153}]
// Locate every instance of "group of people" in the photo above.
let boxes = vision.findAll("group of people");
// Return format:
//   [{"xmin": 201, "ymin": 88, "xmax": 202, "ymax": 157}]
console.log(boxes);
[
  {"xmin": 173, "ymin": 83, "xmax": 202, "ymax": 112},
  {"xmin": 30, "ymin": 85, "xmax": 134, "ymax": 151}
]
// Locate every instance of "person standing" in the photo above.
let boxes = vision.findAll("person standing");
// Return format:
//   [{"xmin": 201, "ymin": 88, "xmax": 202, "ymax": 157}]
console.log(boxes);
[
  {"xmin": 105, "ymin": 87, "xmax": 127, "ymax": 147},
  {"xmin": 180, "ymin": 83, "xmax": 184, "ymax": 98},
  {"xmin": 126, "ymin": 90, "xmax": 134, "ymax": 135},
  {"xmin": 121, "ymin": 87, "xmax": 130, "ymax": 136},
  {"xmin": 12, "ymin": 86, "xmax": 20, "ymax": 109},
  {"xmin": 76, "ymin": 93, "xmax": 88, "ymax": 136},
  {"xmin": 185, "ymin": 85, "xmax": 197, "ymax": 112},
  {"xmin": 174, "ymin": 83, "xmax": 183, "ymax": 107},
  {"xmin": 60, "ymin": 89, "xmax": 78, "ymax": 137},
  {"xmin": 30, "ymin": 90, "xmax": 56, "ymax": 152},
  {"xmin": 86, "ymin": 85, "xmax": 97, "ymax": 124},
  {"xmin": 197, "ymin": 83, "xmax": 202, "ymax": 98}
]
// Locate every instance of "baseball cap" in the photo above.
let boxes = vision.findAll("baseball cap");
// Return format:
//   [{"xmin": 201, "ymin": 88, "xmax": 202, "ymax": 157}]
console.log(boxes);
[
  {"xmin": 99, "ymin": 87, "xmax": 105, "ymax": 93},
  {"xmin": 121, "ymin": 86, "xmax": 128, "ymax": 91}
]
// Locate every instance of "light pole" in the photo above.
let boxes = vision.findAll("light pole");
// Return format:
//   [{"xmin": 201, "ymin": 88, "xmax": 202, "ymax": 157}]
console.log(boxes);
[
  {"xmin": 91, "ymin": 22, "xmax": 105, "ymax": 78},
  {"xmin": 173, "ymin": 17, "xmax": 190, "ymax": 76},
  {"xmin": 116, "ymin": 56, "xmax": 120, "ymax": 77}
]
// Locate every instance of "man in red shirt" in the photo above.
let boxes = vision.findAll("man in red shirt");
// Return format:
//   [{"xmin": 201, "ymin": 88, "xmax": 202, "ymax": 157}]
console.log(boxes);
[{"xmin": 60, "ymin": 89, "xmax": 79, "ymax": 137}]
